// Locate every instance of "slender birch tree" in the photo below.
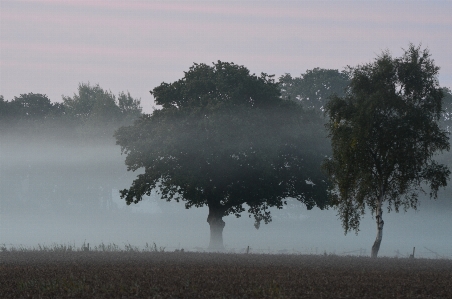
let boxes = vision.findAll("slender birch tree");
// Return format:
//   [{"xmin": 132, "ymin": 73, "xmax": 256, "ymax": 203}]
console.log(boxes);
[{"xmin": 323, "ymin": 44, "xmax": 450, "ymax": 258}]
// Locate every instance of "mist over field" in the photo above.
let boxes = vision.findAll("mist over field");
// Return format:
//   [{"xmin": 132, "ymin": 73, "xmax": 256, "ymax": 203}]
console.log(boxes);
[
  {"xmin": 1, "ymin": 132, "xmax": 451, "ymax": 258},
  {"xmin": 2, "ymin": 3, "xmax": 452, "ymax": 297}
]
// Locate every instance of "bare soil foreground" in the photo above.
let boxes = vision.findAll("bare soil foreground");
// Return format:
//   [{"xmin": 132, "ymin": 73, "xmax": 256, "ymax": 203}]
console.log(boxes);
[{"xmin": 1, "ymin": 251, "xmax": 451, "ymax": 298}]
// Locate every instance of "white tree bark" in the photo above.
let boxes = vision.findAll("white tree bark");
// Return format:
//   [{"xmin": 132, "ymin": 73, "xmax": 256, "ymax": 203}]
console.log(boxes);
[{"xmin": 371, "ymin": 195, "xmax": 384, "ymax": 258}]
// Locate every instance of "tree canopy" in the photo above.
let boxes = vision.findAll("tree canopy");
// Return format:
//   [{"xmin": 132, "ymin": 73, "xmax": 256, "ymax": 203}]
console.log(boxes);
[
  {"xmin": 0, "ymin": 93, "xmax": 63, "ymax": 124},
  {"xmin": 279, "ymin": 68, "xmax": 350, "ymax": 112},
  {"xmin": 115, "ymin": 61, "xmax": 329, "ymax": 249},
  {"xmin": 323, "ymin": 44, "xmax": 450, "ymax": 257}
]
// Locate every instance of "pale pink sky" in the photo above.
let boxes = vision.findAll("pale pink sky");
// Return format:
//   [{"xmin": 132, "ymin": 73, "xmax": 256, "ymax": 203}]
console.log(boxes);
[{"xmin": 1, "ymin": 1, "xmax": 451, "ymax": 113}]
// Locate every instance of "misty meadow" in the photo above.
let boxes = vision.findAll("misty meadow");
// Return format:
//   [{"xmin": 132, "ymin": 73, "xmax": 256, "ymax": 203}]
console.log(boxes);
[{"xmin": 1, "ymin": 45, "xmax": 452, "ymax": 298}]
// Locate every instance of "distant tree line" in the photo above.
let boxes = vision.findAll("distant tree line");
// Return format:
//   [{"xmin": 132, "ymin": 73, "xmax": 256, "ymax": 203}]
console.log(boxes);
[
  {"xmin": 0, "ymin": 83, "xmax": 142, "ymax": 139},
  {"xmin": 0, "ymin": 84, "xmax": 144, "ymax": 223},
  {"xmin": 2, "ymin": 75, "xmax": 450, "ymax": 138}
]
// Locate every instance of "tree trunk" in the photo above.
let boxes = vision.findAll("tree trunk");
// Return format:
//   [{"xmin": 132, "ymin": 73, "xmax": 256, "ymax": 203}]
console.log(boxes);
[
  {"xmin": 371, "ymin": 196, "xmax": 384, "ymax": 258},
  {"xmin": 207, "ymin": 206, "xmax": 225, "ymax": 250}
]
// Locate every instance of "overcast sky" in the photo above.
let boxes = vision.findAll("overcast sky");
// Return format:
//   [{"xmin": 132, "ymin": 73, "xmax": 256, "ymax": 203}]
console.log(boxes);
[{"xmin": 1, "ymin": 1, "xmax": 451, "ymax": 113}]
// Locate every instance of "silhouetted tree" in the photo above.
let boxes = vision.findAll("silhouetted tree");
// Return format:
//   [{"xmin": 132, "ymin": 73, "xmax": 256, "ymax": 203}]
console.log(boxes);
[
  {"xmin": 0, "ymin": 93, "xmax": 67, "ymax": 135},
  {"xmin": 1, "ymin": 93, "xmax": 63, "ymax": 121},
  {"xmin": 323, "ymin": 44, "xmax": 450, "ymax": 258},
  {"xmin": 115, "ymin": 61, "xmax": 329, "ymax": 249}
]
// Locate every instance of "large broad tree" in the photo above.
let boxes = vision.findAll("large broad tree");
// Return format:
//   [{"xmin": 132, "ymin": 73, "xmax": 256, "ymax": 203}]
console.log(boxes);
[
  {"xmin": 323, "ymin": 44, "xmax": 450, "ymax": 258},
  {"xmin": 115, "ymin": 61, "xmax": 329, "ymax": 249}
]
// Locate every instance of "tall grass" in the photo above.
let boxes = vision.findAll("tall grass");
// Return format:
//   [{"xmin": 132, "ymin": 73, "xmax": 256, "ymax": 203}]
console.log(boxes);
[{"xmin": 0, "ymin": 242, "xmax": 166, "ymax": 253}]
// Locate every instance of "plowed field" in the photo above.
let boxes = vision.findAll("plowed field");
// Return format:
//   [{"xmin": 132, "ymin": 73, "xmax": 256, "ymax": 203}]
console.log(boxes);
[{"xmin": 1, "ymin": 251, "xmax": 451, "ymax": 298}]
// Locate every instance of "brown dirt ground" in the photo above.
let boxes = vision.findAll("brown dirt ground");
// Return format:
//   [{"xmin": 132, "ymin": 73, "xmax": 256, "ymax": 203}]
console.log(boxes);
[{"xmin": 1, "ymin": 251, "xmax": 451, "ymax": 298}]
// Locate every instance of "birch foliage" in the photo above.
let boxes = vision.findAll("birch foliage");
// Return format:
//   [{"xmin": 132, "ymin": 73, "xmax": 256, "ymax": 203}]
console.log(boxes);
[{"xmin": 323, "ymin": 45, "xmax": 450, "ymax": 234}]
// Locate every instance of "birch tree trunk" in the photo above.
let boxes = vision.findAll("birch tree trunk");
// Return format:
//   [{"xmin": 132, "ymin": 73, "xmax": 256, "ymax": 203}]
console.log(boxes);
[
  {"xmin": 207, "ymin": 206, "xmax": 225, "ymax": 250},
  {"xmin": 371, "ymin": 196, "xmax": 384, "ymax": 258}
]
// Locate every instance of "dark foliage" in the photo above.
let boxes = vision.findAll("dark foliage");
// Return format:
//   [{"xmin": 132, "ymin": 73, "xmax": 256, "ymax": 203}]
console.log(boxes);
[
  {"xmin": 279, "ymin": 68, "xmax": 350, "ymax": 112},
  {"xmin": 115, "ymin": 61, "xmax": 329, "ymax": 240},
  {"xmin": 0, "ymin": 83, "xmax": 142, "ymax": 139}
]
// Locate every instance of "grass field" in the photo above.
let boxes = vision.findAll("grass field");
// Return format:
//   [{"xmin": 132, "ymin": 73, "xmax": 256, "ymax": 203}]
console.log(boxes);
[{"xmin": 1, "ymin": 246, "xmax": 451, "ymax": 298}]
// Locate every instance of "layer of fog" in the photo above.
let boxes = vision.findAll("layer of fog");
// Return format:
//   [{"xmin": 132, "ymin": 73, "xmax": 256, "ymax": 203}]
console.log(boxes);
[{"xmin": 1, "ymin": 134, "xmax": 451, "ymax": 258}]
